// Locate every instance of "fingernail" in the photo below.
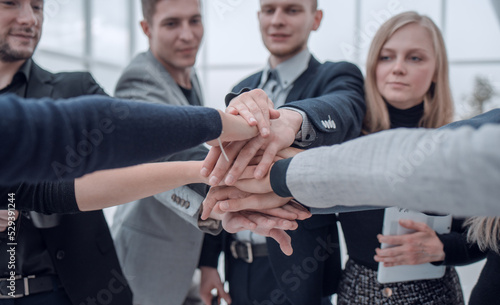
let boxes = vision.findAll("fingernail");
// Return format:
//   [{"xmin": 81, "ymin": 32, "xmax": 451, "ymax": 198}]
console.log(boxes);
[
  {"xmin": 255, "ymin": 170, "xmax": 264, "ymax": 178},
  {"xmin": 249, "ymin": 117, "xmax": 257, "ymax": 124},
  {"xmin": 200, "ymin": 167, "xmax": 209, "ymax": 177},
  {"xmin": 261, "ymin": 128, "xmax": 269, "ymax": 136},
  {"xmin": 225, "ymin": 174, "xmax": 235, "ymax": 185},
  {"xmin": 209, "ymin": 176, "xmax": 219, "ymax": 186}
]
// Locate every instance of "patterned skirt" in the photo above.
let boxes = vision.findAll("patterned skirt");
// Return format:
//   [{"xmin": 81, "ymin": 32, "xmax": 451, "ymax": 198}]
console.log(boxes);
[{"xmin": 336, "ymin": 259, "xmax": 464, "ymax": 305}]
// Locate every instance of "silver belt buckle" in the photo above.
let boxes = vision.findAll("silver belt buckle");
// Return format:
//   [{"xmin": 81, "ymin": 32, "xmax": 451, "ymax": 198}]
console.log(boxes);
[
  {"xmin": 230, "ymin": 241, "xmax": 254, "ymax": 263},
  {"xmin": 0, "ymin": 275, "xmax": 24, "ymax": 299}
]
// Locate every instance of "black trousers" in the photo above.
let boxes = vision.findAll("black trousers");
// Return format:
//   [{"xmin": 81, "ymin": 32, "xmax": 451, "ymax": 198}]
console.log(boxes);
[{"xmin": 227, "ymin": 255, "xmax": 332, "ymax": 305}]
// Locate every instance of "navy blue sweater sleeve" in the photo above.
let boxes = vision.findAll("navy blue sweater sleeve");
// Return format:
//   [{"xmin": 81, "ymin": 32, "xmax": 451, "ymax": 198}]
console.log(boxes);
[
  {"xmin": 0, "ymin": 94, "xmax": 222, "ymax": 186},
  {"xmin": 435, "ymin": 219, "xmax": 487, "ymax": 266},
  {"xmin": 270, "ymin": 158, "xmax": 293, "ymax": 198},
  {"xmin": 0, "ymin": 182, "xmax": 79, "ymax": 214}
]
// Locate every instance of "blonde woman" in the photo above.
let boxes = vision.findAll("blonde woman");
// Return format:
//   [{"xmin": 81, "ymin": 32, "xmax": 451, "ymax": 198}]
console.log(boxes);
[
  {"xmin": 336, "ymin": 11, "xmax": 484, "ymax": 304},
  {"xmin": 465, "ymin": 217, "xmax": 500, "ymax": 304}
]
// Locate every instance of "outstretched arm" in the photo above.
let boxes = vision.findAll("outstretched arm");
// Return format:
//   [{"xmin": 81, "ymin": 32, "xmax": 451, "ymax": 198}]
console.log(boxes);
[
  {"xmin": 75, "ymin": 161, "xmax": 206, "ymax": 211},
  {"xmin": 271, "ymin": 125, "xmax": 500, "ymax": 217},
  {"xmin": 0, "ymin": 94, "xmax": 257, "ymax": 185}
]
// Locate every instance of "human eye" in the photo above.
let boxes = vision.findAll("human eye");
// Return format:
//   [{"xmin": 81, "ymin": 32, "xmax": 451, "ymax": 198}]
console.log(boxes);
[
  {"xmin": 163, "ymin": 20, "xmax": 178, "ymax": 28},
  {"xmin": 261, "ymin": 7, "xmax": 275, "ymax": 15},
  {"xmin": 409, "ymin": 55, "xmax": 423, "ymax": 62},
  {"xmin": 0, "ymin": 1, "xmax": 17, "ymax": 7},
  {"xmin": 29, "ymin": 0, "xmax": 41, "ymax": 10},
  {"xmin": 379, "ymin": 55, "xmax": 391, "ymax": 61},
  {"xmin": 190, "ymin": 17, "xmax": 202, "ymax": 25},
  {"xmin": 286, "ymin": 6, "xmax": 302, "ymax": 14}
]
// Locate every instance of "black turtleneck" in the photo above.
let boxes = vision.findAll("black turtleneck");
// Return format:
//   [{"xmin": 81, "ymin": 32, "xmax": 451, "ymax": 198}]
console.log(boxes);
[
  {"xmin": 386, "ymin": 101, "xmax": 424, "ymax": 129},
  {"xmin": 338, "ymin": 101, "xmax": 425, "ymax": 270}
]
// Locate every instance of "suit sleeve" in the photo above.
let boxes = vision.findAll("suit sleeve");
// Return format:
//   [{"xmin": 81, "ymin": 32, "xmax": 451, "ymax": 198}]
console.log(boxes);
[{"xmin": 282, "ymin": 61, "xmax": 366, "ymax": 147}]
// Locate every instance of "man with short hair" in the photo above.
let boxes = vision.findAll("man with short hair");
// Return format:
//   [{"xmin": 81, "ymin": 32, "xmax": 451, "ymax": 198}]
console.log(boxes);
[
  {"xmin": 199, "ymin": 0, "xmax": 365, "ymax": 304},
  {"xmin": 0, "ymin": 1, "xmax": 133, "ymax": 304},
  {"xmin": 111, "ymin": 0, "xmax": 209, "ymax": 304}
]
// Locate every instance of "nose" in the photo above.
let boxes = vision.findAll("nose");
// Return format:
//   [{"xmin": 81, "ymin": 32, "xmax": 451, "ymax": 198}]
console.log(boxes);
[
  {"xmin": 179, "ymin": 22, "xmax": 195, "ymax": 42},
  {"xmin": 17, "ymin": 4, "xmax": 38, "ymax": 27},
  {"xmin": 270, "ymin": 8, "xmax": 285, "ymax": 27},
  {"xmin": 392, "ymin": 57, "xmax": 407, "ymax": 75}
]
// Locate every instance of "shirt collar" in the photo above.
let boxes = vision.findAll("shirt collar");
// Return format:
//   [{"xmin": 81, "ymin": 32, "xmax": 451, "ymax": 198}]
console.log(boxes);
[
  {"xmin": 17, "ymin": 59, "xmax": 32, "ymax": 82},
  {"xmin": 260, "ymin": 48, "xmax": 311, "ymax": 90}
]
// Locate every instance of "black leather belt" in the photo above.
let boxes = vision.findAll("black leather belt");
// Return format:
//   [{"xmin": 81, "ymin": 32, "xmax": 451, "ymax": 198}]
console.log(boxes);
[
  {"xmin": 230, "ymin": 240, "xmax": 268, "ymax": 263},
  {"xmin": 0, "ymin": 275, "xmax": 62, "ymax": 299}
]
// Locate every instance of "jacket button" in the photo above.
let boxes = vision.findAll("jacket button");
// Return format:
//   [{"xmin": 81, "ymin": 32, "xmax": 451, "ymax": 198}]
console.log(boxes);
[
  {"xmin": 56, "ymin": 250, "xmax": 65, "ymax": 260},
  {"xmin": 185, "ymin": 201, "xmax": 190, "ymax": 209},
  {"xmin": 171, "ymin": 194, "xmax": 177, "ymax": 201},
  {"xmin": 180, "ymin": 199, "xmax": 186, "ymax": 207},
  {"xmin": 382, "ymin": 287, "xmax": 392, "ymax": 298}
]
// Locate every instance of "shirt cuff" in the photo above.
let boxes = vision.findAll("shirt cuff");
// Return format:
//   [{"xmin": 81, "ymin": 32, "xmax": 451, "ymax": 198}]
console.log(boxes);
[
  {"xmin": 280, "ymin": 107, "xmax": 316, "ymax": 147},
  {"xmin": 270, "ymin": 158, "xmax": 293, "ymax": 198},
  {"xmin": 225, "ymin": 88, "xmax": 251, "ymax": 107}
]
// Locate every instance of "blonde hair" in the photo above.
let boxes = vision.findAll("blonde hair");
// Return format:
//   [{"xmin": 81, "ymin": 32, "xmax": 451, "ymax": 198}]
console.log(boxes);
[
  {"xmin": 465, "ymin": 217, "xmax": 500, "ymax": 253},
  {"xmin": 363, "ymin": 11, "xmax": 454, "ymax": 134}
]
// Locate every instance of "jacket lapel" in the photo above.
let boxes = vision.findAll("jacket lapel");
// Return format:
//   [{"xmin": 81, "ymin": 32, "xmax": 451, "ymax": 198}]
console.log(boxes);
[
  {"xmin": 285, "ymin": 56, "xmax": 321, "ymax": 104},
  {"xmin": 26, "ymin": 62, "xmax": 54, "ymax": 98},
  {"xmin": 250, "ymin": 72, "xmax": 262, "ymax": 89},
  {"xmin": 143, "ymin": 50, "xmax": 187, "ymax": 107}
]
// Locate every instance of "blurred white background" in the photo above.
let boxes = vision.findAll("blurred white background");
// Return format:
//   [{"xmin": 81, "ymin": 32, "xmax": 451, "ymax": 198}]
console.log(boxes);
[{"xmin": 33, "ymin": 0, "xmax": 499, "ymax": 303}]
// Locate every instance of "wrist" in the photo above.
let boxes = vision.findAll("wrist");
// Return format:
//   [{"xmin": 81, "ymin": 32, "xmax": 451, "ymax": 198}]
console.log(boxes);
[
  {"xmin": 279, "ymin": 109, "xmax": 303, "ymax": 135},
  {"xmin": 186, "ymin": 161, "xmax": 207, "ymax": 184}
]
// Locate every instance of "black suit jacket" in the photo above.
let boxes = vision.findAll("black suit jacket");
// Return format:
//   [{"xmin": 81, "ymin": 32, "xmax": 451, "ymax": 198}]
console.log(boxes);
[
  {"xmin": 201, "ymin": 56, "xmax": 365, "ymax": 305},
  {"xmin": 0, "ymin": 62, "xmax": 133, "ymax": 305}
]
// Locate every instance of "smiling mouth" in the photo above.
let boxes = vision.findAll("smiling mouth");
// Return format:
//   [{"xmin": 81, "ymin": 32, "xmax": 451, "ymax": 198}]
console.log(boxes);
[{"xmin": 10, "ymin": 33, "xmax": 36, "ymax": 40}]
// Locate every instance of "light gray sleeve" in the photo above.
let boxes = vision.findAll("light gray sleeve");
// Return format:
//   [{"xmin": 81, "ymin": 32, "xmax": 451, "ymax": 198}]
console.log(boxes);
[
  {"xmin": 287, "ymin": 124, "xmax": 500, "ymax": 217},
  {"xmin": 154, "ymin": 188, "xmax": 221, "ymax": 235}
]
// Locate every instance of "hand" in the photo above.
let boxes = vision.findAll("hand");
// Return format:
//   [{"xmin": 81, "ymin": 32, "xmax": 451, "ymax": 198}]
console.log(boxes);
[
  {"xmin": 232, "ymin": 165, "xmax": 272, "ymax": 194},
  {"xmin": 199, "ymin": 266, "xmax": 231, "ymax": 305},
  {"xmin": 374, "ymin": 219, "xmax": 445, "ymax": 267},
  {"xmin": 201, "ymin": 186, "xmax": 309, "ymax": 220},
  {"xmin": 0, "ymin": 210, "xmax": 18, "ymax": 232},
  {"xmin": 226, "ymin": 89, "xmax": 281, "ymax": 137},
  {"xmin": 202, "ymin": 109, "xmax": 302, "ymax": 186},
  {"xmin": 230, "ymin": 147, "xmax": 304, "ymax": 194}
]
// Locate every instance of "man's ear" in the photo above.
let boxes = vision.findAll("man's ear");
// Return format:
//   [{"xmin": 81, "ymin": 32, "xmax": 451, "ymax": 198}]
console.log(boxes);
[
  {"xmin": 140, "ymin": 20, "xmax": 152, "ymax": 38},
  {"xmin": 312, "ymin": 10, "xmax": 323, "ymax": 31}
]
